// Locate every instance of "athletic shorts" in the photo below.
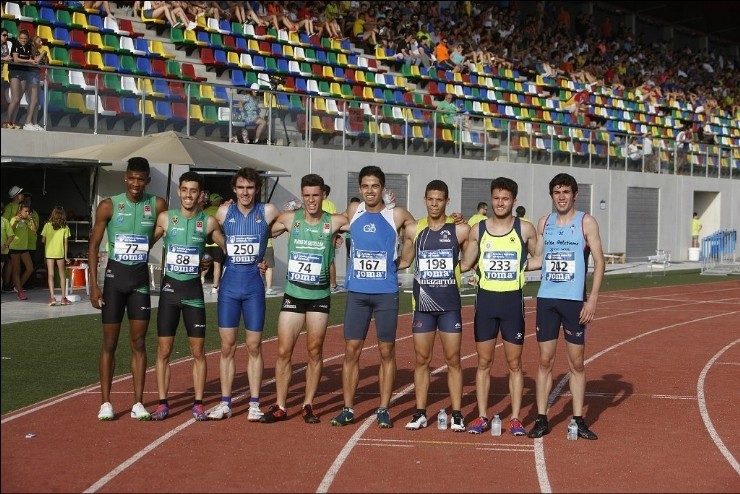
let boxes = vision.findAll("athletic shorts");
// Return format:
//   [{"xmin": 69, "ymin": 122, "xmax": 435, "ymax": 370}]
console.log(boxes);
[
  {"xmin": 0, "ymin": 253, "xmax": 7, "ymax": 263},
  {"xmin": 217, "ymin": 266, "xmax": 265, "ymax": 330},
  {"xmin": 205, "ymin": 245, "xmax": 225, "ymax": 264},
  {"xmin": 473, "ymin": 289, "xmax": 525, "ymax": 344},
  {"xmin": 343, "ymin": 291, "xmax": 399, "ymax": 343},
  {"xmin": 536, "ymin": 297, "xmax": 586, "ymax": 345},
  {"xmin": 157, "ymin": 276, "xmax": 206, "ymax": 338},
  {"xmin": 412, "ymin": 310, "xmax": 462, "ymax": 334},
  {"xmin": 101, "ymin": 260, "xmax": 151, "ymax": 324},
  {"xmin": 281, "ymin": 294, "xmax": 331, "ymax": 314}
]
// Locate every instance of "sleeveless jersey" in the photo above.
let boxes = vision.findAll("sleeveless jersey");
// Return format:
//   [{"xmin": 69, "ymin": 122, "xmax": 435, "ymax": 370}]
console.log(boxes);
[
  {"xmin": 285, "ymin": 208, "xmax": 335, "ymax": 299},
  {"xmin": 163, "ymin": 210, "xmax": 208, "ymax": 281},
  {"xmin": 477, "ymin": 217, "xmax": 527, "ymax": 292},
  {"xmin": 222, "ymin": 202, "xmax": 268, "ymax": 270},
  {"xmin": 537, "ymin": 211, "xmax": 589, "ymax": 301},
  {"xmin": 346, "ymin": 202, "xmax": 398, "ymax": 294},
  {"xmin": 107, "ymin": 192, "xmax": 157, "ymax": 265},
  {"xmin": 412, "ymin": 217, "xmax": 461, "ymax": 312}
]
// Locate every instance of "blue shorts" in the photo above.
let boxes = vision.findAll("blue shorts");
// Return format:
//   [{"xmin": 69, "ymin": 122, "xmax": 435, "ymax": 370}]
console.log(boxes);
[
  {"xmin": 412, "ymin": 310, "xmax": 462, "ymax": 334},
  {"xmin": 536, "ymin": 298, "xmax": 586, "ymax": 345},
  {"xmin": 9, "ymin": 70, "xmax": 40, "ymax": 86},
  {"xmin": 473, "ymin": 289, "xmax": 525, "ymax": 344},
  {"xmin": 343, "ymin": 292, "xmax": 398, "ymax": 343},
  {"xmin": 217, "ymin": 267, "xmax": 265, "ymax": 331}
]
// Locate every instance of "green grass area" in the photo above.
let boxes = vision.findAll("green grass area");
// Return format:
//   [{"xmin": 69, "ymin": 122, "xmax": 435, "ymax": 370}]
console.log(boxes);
[{"xmin": 0, "ymin": 269, "xmax": 717, "ymax": 415}]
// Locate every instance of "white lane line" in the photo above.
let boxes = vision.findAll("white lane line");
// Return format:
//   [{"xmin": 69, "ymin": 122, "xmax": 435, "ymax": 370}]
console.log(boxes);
[
  {"xmin": 534, "ymin": 310, "xmax": 739, "ymax": 494},
  {"xmin": 696, "ymin": 338, "xmax": 740, "ymax": 475}
]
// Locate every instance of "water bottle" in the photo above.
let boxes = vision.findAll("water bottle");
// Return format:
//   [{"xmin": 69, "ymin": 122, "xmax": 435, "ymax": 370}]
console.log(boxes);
[
  {"xmin": 490, "ymin": 414, "xmax": 502, "ymax": 436},
  {"xmin": 382, "ymin": 188, "xmax": 395, "ymax": 209},
  {"xmin": 437, "ymin": 409, "xmax": 448, "ymax": 430},
  {"xmin": 567, "ymin": 419, "xmax": 578, "ymax": 441}
]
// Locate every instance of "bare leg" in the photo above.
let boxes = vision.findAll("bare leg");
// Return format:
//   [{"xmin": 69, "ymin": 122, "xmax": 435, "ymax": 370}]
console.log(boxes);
[{"xmin": 128, "ymin": 319, "xmax": 149, "ymax": 404}]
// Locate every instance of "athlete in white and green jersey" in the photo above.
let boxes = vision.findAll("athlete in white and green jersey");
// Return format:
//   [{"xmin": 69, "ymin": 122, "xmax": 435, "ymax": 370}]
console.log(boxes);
[
  {"xmin": 149, "ymin": 171, "xmax": 225, "ymax": 421},
  {"xmin": 261, "ymin": 174, "xmax": 349, "ymax": 424}
]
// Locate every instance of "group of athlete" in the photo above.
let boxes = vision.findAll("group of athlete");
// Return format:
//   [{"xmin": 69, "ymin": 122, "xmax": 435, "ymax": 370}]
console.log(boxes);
[{"xmin": 88, "ymin": 158, "xmax": 604, "ymax": 440}]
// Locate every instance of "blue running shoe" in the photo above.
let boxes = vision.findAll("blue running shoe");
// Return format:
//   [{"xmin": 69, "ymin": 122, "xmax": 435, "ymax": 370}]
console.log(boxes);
[
  {"xmin": 376, "ymin": 407, "xmax": 393, "ymax": 429},
  {"xmin": 330, "ymin": 407, "xmax": 354, "ymax": 426},
  {"xmin": 150, "ymin": 404, "xmax": 169, "ymax": 421},
  {"xmin": 468, "ymin": 416, "xmax": 489, "ymax": 434},
  {"xmin": 192, "ymin": 404, "xmax": 207, "ymax": 421},
  {"xmin": 509, "ymin": 418, "xmax": 526, "ymax": 436}
]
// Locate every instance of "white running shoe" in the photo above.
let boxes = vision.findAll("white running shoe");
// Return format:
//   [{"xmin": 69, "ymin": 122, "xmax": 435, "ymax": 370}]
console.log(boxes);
[
  {"xmin": 211, "ymin": 286, "xmax": 219, "ymax": 294},
  {"xmin": 405, "ymin": 411, "xmax": 428, "ymax": 430},
  {"xmin": 98, "ymin": 402, "xmax": 114, "ymax": 421},
  {"xmin": 450, "ymin": 413, "xmax": 466, "ymax": 432},
  {"xmin": 207, "ymin": 401, "xmax": 232, "ymax": 420},
  {"xmin": 247, "ymin": 402, "xmax": 264, "ymax": 421},
  {"xmin": 264, "ymin": 288, "xmax": 277, "ymax": 296},
  {"xmin": 23, "ymin": 123, "xmax": 39, "ymax": 131},
  {"xmin": 130, "ymin": 402, "xmax": 151, "ymax": 420}
]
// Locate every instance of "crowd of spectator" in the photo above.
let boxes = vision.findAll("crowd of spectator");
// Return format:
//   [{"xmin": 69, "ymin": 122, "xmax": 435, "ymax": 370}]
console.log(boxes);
[{"xmin": 3, "ymin": 1, "xmax": 738, "ymax": 140}]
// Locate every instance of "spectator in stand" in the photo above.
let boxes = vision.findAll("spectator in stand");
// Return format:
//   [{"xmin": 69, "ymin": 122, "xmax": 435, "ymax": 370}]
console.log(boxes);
[
  {"xmin": 244, "ymin": 1, "xmax": 270, "ymax": 27},
  {"xmin": 170, "ymin": 1, "xmax": 198, "ymax": 30},
  {"xmin": 83, "ymin": 1, "xmax": 116, "ymax": 19},
  {"xmin": 321, "ymin": 1, "xmax": 343, "ymax": 39},
  {"xmin": 562, "ymin": 87, "xmax": 591, "ymax": 118},
  {"xmin": 5, "ymin": 30, "xmax": 40, "ymax": 130},
  {"xmin": 284, "ymin": 2, "xmax": 315, "ymax": 35},
  {"xmin": 675, "ymin": 122, "xmax": 693, "ymax": 174},
  {"xmin": 240, "ymin": 84, "xmax": 268, "ymax": 144},
  {"xmin": 437, "ymin": 93, "xmax": 460, "ymax": 126},
  {"xmin": 435, "ymin": 38, "xmax": 455, "ymax": 71}
]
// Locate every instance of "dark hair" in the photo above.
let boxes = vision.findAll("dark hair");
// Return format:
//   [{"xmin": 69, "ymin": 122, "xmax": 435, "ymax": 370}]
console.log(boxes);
[
  {"xmin": 18, "ymin": 29, "xmax": 30, "ymax": 39},
  {"xmin": 548, "ymin": 173, "xmax": 578, "ymax": 195},
  {"xmin": 179, "ymin": 171, "xmax": 204, "ymax": 190},
  {"xmin": 323, "ymin": 184, "xmax": 331, "ymax": 196},
  {"xmin": 516, "ymin": 206, "xmax": 526, "ymax": 217},
  {"xmin": 231, "ymin": 167, "xmax": 262, "ymax": 198},
  {"xmin": 358, "ymin": 165, "xmax": 385, "ymax": 188},
  {"xmin": 490, "ymin": 177, "xmax": 518, "ymax": 198},
  {"xmin": 477, "ymin": 201, "xmax": 487, "ymax": 210},
  {"xmin": 425, "ymin": 179, "xmax": 448, "ymax": 199},
  {"xmin": 127, "ymin": 157, "xmax": 150, "ymax": 174},
  {"xmin": 350, "ymin": 196, "xmax": 361, "ymax": 204},
  {"xmin": 301, "ymin": 173, "xmax": 325, "ymax": 189}
]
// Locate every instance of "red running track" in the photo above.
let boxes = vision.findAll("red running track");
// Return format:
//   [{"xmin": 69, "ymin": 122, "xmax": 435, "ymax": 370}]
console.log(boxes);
[{"xmin": 2, "ymin": 281, "xmax": 739, "ymax": 492}]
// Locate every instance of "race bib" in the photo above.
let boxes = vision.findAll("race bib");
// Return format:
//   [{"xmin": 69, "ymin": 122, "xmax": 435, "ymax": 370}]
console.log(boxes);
[
  {"xmin": 227, "ymin": 235, "xmax": 259, "ymax": 264},
  {"xmin": 352, "ymin": 250, "xmax": 387, "ymax": 279},
  {"xmin": 287, "ymin": 252, "xmax": 323, "ymax": 285},
  {"xmin": 418, "ymin": 248, "xmax": 454, "ymax": 279},
  {"xmin": 113, "ymin": 234, "xmax": 148, "ymax": 263},
  {"xmin": 165, "ymin": 244, "xmax": 199, "ymax": 275},
  {"xmin": 544, "ymin": 251, "xmax": 576, "ymax": 282},
  {"xmin": 482, "ymin": 251, "xmax": 518, "ymax": 280}
]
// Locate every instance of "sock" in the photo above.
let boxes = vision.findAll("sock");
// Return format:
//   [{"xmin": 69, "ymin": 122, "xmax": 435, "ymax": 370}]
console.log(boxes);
[
  {"xmin": 221, "ymin": 396, "xmax": 232, "ymax": 407},
  {"xmin": 159, "ymin": 399, "xmax": 169, "ymax": 407},
  {"xmin": 249, "ymin": 397, "xmax": 259, "ymax": 405},
  {"xmin": 538, "ymin": 414, "xmax": 548, "ymax": 422},
  {"xmin": 451, "ymin": 409, "xmax": 462, "ymax": 417},
  {"xmin": 573, "ymin": 415, "xmax": 584, "ymax": 422},
  {"xmin": 344, "ymin": 406, "xmax": 354, "ymax": 414},
  {"xmin": 194, "ymin": 400, "xmax": 203, "ymax": 406},
  {"xmin": 417, "ymin": 408, "xmax": 426, "ymax": 416}
]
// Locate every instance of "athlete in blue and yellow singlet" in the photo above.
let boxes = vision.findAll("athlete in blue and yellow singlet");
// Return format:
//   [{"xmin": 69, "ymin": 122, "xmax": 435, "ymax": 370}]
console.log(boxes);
[{"xmin": 459, "ymin": 177, "xmax": 538, "ymax": 436}]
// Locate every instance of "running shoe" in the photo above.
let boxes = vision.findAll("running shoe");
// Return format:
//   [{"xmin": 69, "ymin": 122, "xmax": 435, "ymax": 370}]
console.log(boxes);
[
  {"xmin": 450, "ymin": 412, "xmax": 466, "ymax": 432},
  {"xmin": 247, "ymin": 402, "xmax": 264, "ymax": 422},
  {"xmin": 574, "ymin": 418, "xmax": 598, "ymax": 440},
  {"xmin": 98, "ymin": 402, "xmax": 114, "ymax": 421},
  {"xmin": 376, "ymin": 407, "xmax": 393, "ymax": 429},
  {"xmin": 468, "ymin": 416, "xmax": 489, "ymax": 434},
  {"xmin": 405, "ymin": 410, "xmax": 428, "ymax": 430},
  {"xmin": 260, "ymin": 405, "xmax": 287, "ymax": 423},
  {"xmin": 48, "ymin": 297, "xmax": 57, "ymax": 306},
  {"xmin": 150, "ymin": 404, "xmax": 169, "ymax": 421},
  {"xmin": 17, "ymin": 290, "xmax": 28, "ymax": 301},
  {"xmin": 60, "ymin": 297, "xmax": 72, "ymax": 306},
  {"xmin": 509, "ymin": 418, "xmax": 526, "ymax": 436},
  {"xmin": 207, "ymin": 401, "xmax": 232, "ymax": 420},
  {"xmin": 301, "ymin": 404, "xmax": 320, "ymax": 424},
  {"xmin": 264, "ymin": 288, "xmax": 278, "ymax": 296},
  {"xmin": 527, "ymin": 417, "xmax": 550, "ymax": 438},
  {"xmin": 130, "ymin": 402, "xmax": 151, "ymax": 421},
  {"xmin": 330, "ymin": 407, "xmax": 354, "ymax": 426},
  {"xmin": 192, "ymin": 404, "xmax": 208, "ymax": 421}
]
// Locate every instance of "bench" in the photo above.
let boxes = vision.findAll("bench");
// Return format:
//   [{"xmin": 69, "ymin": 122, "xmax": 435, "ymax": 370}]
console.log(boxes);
[
  {"xmin": 604, "ymin": 253, "xmax": 625, "ymax": 264},
  {"xmin": 647, "ymin": 250, "xmax": 671, "ymax": 276}
]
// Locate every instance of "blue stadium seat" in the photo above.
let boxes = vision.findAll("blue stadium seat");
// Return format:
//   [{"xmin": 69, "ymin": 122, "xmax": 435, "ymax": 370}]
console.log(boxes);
[{"xmin": 230, "ymin": 69, "xmax": 245, "ymax": 86}]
